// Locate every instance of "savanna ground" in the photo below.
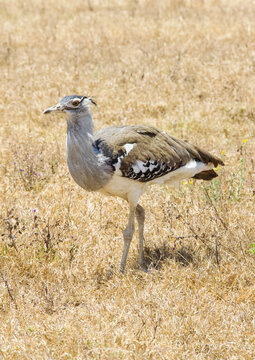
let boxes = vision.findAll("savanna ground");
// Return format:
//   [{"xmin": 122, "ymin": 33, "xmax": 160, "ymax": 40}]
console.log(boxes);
[{"xmin": 0, "ymin": 0, "xmax": 255, "ymax": 359}]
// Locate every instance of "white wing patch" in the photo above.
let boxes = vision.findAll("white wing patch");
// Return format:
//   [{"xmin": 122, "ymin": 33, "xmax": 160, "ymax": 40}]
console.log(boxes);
[
  {"xmin": 123, "ymin": 143, "xmax": 135, "ymax": 154},
  {"xmin": 113, "ymin": 143, "xmax": 135, "ymax": 175},
  {"xmin": 185, "ymin": 159, "xmax": 198, "ymax": 169}
]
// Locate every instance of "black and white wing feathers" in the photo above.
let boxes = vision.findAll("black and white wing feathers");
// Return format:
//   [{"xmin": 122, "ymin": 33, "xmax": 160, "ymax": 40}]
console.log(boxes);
[{"xmin": 93, "ymin": 125, "xmax": 224, "ymax": 182}]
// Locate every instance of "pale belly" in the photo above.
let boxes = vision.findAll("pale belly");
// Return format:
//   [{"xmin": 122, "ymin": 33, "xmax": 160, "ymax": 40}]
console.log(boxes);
[
  {"xmin": 100, "ymin": 174, "xmax": 148, "ymax": 206},
  {"xmin": 100, "ymin": 160, "xmax": 214, "ymax": 205}
]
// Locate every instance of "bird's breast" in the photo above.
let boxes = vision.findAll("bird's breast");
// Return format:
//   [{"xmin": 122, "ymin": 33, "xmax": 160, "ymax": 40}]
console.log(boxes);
[{"xmin": 66, "ymin": 133, "xmax": 113, "ymax": 192}]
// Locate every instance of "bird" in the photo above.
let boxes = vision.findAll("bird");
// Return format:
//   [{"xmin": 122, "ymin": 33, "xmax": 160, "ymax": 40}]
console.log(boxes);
[{"xmin": 43, "ymin": 95, "xmax": 224, "ymax": 273}]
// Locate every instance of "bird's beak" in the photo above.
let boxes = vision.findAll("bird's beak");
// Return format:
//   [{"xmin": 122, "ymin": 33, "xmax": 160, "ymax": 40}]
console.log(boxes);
[{"xmin": 43, "ymin": 103, "xmax": 63, "ymax": 114}]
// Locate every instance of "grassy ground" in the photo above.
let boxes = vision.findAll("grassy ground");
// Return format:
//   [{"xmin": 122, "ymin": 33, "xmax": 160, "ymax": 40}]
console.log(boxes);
[{"xmin": 1, "ymin": 0, "xmax": 255, "ymax": 359}]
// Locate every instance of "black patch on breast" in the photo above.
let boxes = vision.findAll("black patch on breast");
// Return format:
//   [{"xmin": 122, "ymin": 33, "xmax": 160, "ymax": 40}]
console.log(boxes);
[{"xmin": 92, "ymin": 138, "xmax": 118, "ymax": 170}]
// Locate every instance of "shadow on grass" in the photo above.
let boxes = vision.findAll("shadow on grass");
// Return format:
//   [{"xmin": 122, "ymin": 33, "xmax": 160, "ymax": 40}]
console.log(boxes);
[
  {"xmin": 144, "ymin": 242, "xmax": 194, "ymax": 270},
  {"xmin": 95, "ymin": 243, "xmax": 195, "ymax": 284}
]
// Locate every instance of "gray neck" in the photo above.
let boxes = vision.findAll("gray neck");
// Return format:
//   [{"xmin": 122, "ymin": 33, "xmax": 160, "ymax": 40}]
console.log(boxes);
[
  {"xmin": 67, "ymin": 109, "xmax": 94, "ymax": 136},
  {"xmin": 66, "ymin": 109, "xmax": 112, "ymax": 191}
]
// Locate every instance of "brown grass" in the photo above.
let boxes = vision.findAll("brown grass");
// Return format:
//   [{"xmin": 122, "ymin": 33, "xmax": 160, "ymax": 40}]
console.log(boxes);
[{"xmin": 1, "ymin": 0, "xmax": 255, "ymax": 359}]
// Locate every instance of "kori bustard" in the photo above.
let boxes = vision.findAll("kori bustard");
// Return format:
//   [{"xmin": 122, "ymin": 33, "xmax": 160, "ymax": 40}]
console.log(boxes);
[{"xmin": 44, "ymin": 95, "xmax": 224, "ymax": 272}]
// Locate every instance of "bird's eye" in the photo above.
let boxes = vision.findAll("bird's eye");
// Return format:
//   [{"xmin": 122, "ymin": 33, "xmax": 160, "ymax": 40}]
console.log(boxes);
[{"xmin": 72, "ymin": 100, "xmax": 80, "ymax": 106}]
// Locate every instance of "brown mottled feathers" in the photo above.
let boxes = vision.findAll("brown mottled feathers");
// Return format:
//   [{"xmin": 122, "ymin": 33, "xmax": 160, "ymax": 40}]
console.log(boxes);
[{"xmin": 94, "ymin": 125, "xmax": 224, "ymax": 182}]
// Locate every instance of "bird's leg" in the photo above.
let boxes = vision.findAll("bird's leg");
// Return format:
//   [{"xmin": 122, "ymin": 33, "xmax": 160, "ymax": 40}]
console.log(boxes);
[
  {"xmin": 120, "ymin": 205, "xmax": 136, "ymax": 273},
  {"xmin": 136, "ymin": 204, "xmax": 145, "ymax": 269}
]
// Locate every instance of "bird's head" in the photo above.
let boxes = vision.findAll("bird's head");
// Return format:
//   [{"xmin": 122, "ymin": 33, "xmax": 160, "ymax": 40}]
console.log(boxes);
[{"xmin": 43, "ymin": 95, "xmax": 96, "ymax": 115}]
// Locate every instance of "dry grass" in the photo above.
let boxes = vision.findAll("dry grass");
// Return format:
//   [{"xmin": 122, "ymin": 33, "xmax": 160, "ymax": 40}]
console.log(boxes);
[{"xmin": 1, "ymin": 0, "xmax": 255, "ymax": 359}]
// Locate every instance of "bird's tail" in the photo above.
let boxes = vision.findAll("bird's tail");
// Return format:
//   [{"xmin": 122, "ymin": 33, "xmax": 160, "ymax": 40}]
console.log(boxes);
[{"xmin": 192, "ymin": 169, "xmax": 218, "ymax": 180}]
